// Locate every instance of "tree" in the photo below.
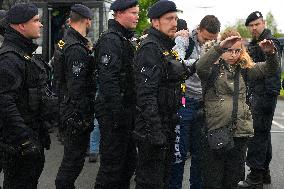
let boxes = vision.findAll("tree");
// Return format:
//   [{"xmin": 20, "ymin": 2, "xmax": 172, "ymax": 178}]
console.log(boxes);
[
  {"xmin": 224, "ymin": 12, "xmax": 284, "ymax": 38},
  {"xmin": 266, "ymin": 11, "xmax": 278, "ymax": 35},
  {"xmin": 265, "ymin": 11, "xmax": 284, "ymax": 37},
  {"xmin": 224, "ymin": 19, "xmax": 250, "ymax": 38},
  {"xmin": 135, "ymin": 0, "xmax": 158, "ymax": 35},
  {"xmin": 0, "ymin": 0, "xmax": 3, "ymax": 9}
]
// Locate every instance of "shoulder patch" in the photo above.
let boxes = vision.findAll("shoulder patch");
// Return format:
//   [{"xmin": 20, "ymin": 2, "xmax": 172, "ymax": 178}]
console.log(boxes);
[
  {"xmin": 100, "ymin": 54, "xmax": 111, "ymax": 66},
  {"xmin": 57, "ymin": 40, "xmax": 65, "ymax": 49},
  {"xmin": 72, "ymin": 61, "xmax": 84, "ymax": 77}
]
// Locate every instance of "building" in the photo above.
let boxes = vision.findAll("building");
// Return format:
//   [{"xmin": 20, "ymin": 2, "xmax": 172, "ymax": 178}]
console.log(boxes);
[{"xmin": 31, "ymin": 0, "xmax": 113, "ymax": 62}]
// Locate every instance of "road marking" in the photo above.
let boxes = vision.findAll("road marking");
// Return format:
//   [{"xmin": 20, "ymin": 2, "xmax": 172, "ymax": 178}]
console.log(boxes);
[
  {"xmin": 271, "ymin": 130, "xmax": 284, "ymax": 133},
  {"xmin": 273, "ymin": 116, "xmax": 284, "ymax": 120},
  {"xmin": 272, "ymin": 120, "xmax": 284, "ymax": 129}
]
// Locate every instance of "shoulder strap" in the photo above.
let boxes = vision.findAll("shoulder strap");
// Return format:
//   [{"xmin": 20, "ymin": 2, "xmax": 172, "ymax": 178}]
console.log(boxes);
[
  {"xmin": 231, "ymin": 66, "xmax": 241, "ymax": 127},
  {"xmin": 142, "ymin": 37, "xmax": 163, "ymax": 50},
  {"xmin": 95, "ymin": 29, "xmax": 127, "ymax": 48},
  {"xmin": 0, "ymin": 46, "xmax": 32, "ymax": 62},
  {"xmin": 185, "ymin": 37, "xmax": 195, "ymax": 60}
]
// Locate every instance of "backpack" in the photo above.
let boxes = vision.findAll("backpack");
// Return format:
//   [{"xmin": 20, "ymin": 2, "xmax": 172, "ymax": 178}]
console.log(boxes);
[
  {"xmin": 184, "ymin": 37, "xmax": 195, "ymax": 60},
  {"xmin": 51, "ymin": 40, "xmax": 66, "ymax": 96}
]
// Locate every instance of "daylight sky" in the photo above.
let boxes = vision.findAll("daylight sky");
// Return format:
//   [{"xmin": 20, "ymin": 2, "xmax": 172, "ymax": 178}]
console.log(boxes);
[{"xmin": 173, "ymin": 0, "xmax": 284, "ymax": 32}]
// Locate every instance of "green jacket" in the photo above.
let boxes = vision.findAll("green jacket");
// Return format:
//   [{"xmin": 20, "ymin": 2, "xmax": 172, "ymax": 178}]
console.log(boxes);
[{"xmin": 196, "ymin": 45, "xmax": 279, "ymax": 137}]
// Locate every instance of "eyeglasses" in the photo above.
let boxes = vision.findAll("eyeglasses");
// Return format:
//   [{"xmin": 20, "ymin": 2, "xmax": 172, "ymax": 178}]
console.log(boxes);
[{"xmin": 226, "ymin": 48, "xmax": 242, "ymax": 55}]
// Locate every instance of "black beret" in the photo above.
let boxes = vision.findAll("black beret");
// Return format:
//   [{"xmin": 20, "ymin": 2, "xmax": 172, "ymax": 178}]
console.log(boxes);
[
  {"xmin": 71, "ymin": 4, "xmax": 92, "ymax": 19},
  {"xmin": 148, "ymin": 0, "xmax": 177, "ymax": 19},
  {"xmin": 0, "ymin": 10, "xmax": 6, "ymax": 19},
  {"xmin": 245, "ymin": 11, "xmax": 263, "ymax": 26},
  {"xmin": 110, "ymin": 0, "xmax": 138, "ymax": 11},
  {"xmin": 7, "ymin": 3, "xmax": 38, "ymax": 24},
  {"xmin": 177, "ymin": 19, "xmax": 187, "ymax": 31}
]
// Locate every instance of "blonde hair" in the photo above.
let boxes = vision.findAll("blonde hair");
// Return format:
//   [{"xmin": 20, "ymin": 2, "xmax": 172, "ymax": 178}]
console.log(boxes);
[{"xmin": 221, "ymin": 29, "xmax": 255, "ymax": 69}]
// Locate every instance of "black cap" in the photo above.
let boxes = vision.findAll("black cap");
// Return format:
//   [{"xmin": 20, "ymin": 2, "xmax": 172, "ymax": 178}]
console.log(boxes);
[
  {"xmin": 7, "ymin": 3, "xmax": 38, "ymax": 24},
  {"xmin": 177, "ymin": 19, "xmax": 187, "ymax": 31},
  {"xmin": 71, "ymin": 4, "xmax": 92, "ymax": 19},
  {"xmin": 148, "ymin": 0, "xmax": 177, "ymax": 19},
  {"xmin": 0, "ymin": 10, "xmax": 6, "ymax": 19},
  {"xmin": 245, "ymin": 11, "xmax": 263, "ymax": 26},
  {"xmin": 110, "ymin": 0, "xmax": 138, "ymax": 11}
]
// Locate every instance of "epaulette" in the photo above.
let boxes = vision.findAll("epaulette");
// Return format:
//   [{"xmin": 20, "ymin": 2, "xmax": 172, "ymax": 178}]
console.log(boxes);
[{"xmin": 57, "ymin": 40, "xmax": 65, "ymax": 49}]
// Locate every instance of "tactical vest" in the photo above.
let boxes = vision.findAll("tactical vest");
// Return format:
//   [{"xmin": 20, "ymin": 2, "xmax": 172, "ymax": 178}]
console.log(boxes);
[
  {"xmin": 94, "ymin": 29, "xmax": 136, "ymax": 106},
  {"xmin": 54, "ymin": 38, "xmax": 96, "ymax": 122},
  {"xmin": 138, "ymin": 38, "xmax": 189, "ymax": 115},
  {"xmin": 0, "ymin": 46, "xmax": 52, "ymax": 124},
  {"xmin": 53, "ymin": 38, "xmax": 96, "ymax": 101}
]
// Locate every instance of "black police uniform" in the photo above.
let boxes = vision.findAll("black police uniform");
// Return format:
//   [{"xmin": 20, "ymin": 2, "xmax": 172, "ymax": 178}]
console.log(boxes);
[
  {"xmin": 134, "ymin": 26, "xmax": 189, "ymax": 189},
  {"xmin": 0, "ymin": 26, "xmax": 51, "ymax": 189},
  {"xmin": 245, "ymin": 28, "xmax": 281, "ymax": 183},
  {"xmin": 94, "ymin": 18, "xmax": 137, "ymax": 189},
  {"xmin": 55, "ymin": 26, "xmax": 96, "ymax": 189}
]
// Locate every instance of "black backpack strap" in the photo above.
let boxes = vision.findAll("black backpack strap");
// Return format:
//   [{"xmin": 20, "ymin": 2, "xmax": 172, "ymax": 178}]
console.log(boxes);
[
  {"xmin": 231, "ymin": 66, "xmax": 241, "ymax": 127},
  {"xmin": 138, "ymin": 37, "xmax": 168, "ymax": 60},
  {"xmin": 94, "ymin": 29, "xmax": 127, "ymax": 49},
  {"xmin": 184, "ymin": 37, "xmax": 195, "ymax": 60},
  {"xmin": 0, "ymin": 46, "xmax": 27, "ymax": 59}
]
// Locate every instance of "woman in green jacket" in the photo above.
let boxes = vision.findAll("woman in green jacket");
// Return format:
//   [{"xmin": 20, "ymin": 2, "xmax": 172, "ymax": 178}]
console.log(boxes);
[{"xmin": 196, "ymin": 29, "xmax": 279, "ymax": 189}]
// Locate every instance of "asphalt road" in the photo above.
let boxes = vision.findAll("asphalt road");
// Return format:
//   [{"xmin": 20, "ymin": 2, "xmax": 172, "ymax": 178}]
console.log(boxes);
[{"xmin": 1, "ymin": 100, "xmax": 284, "ymax": 188}]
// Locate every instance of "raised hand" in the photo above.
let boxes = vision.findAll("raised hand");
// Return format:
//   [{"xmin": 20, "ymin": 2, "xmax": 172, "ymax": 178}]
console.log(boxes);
[
  {"xmin": 220, "ymin": 36, "xmax": 242, "ymax": 49},
  {"xmin": 174, "ymin": 29, "xmax": 190, "ymax": 38},
  {"xmin": 259, "ymin": 39, "xmax": 276, "ymax": 54}
]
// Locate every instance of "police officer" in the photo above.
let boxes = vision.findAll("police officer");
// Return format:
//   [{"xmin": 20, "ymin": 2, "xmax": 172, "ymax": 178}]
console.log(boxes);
[
  {"xmin": 0, "ymin": 10, "xmax": 7, "ymax": 37},
  {"xmin": 94, "ymin": 0, "xmax": 139, "ymax": 188},
  {"xmin": 0, "ymin": 3, "xmax": 51, "ymax": 188},
  {"xmin": 238, "ymin": 11, "xmax": 281, "ymax": 188},
  {"xmin": 0, "ymin": 9, "xmax": 6, "ymax": 180},
  {"xmin": 54, "ymin": 4, "xmax": 96, "ymax": 189},
  {"xmin": 133, "ymin": 1, "xmax": 190, "ymax": 188}
]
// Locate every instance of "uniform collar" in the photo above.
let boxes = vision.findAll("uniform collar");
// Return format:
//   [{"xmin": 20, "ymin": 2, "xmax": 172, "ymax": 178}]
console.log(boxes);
[
  {"xmin": 3, "ymin": 26, "xmax": 38, "ymax": 55},
  {"xmin": 66, "ymin": 26, "xmax": 89, "ymax": 46},
  {"xmin": 251, "ymin": 28, "xmax": 272, "ymax": 44},
  {"xmin": 148, "ymin": 27, "xmax": 176, "ymax": 50},
  {"xmin": 108, "ymin": 19, "xmax": 134, "ymax": 39}
]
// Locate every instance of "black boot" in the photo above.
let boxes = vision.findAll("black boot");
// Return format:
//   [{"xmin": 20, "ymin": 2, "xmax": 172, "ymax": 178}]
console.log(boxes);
[
  {"xmin": 238, "ymin": 169, "xmax": 263, "ymax": 189},
  {"xmin": 263, "ymin": 169, "xmax": 271, "ymax": 184}
]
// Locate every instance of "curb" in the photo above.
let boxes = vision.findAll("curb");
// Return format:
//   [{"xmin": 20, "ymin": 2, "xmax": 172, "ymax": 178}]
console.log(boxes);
[{"xmin": 278, "ymin": 96, "xmax": 284, "ymax": 100}]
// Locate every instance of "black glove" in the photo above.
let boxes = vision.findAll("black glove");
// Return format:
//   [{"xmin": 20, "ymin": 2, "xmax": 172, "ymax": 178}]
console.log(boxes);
[
  {"xmin": 112, "ymin": 109, "xmax": 124, "ymax": 129},
  {"xmin": 65, "ymin": 112, "xmax": 93, "ymax": 135},
  {"xmin": 149, "ymin": 131, "xmax": 167, "ymax": 147},
  {"xmin": 19, "ymin": 139, "xmax": 41, "ymax": 157},
  {"xmin": 42, "ymin": 133, "xmax": 51, "ymax": 150},
  {"xmin": 41, "ymin": 121, "xmax": 51, "ymax": 150}
]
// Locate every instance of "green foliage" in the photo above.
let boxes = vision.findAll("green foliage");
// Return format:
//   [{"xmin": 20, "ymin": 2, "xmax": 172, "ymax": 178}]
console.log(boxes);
[
  {"xmin": 266, "ymin": 11, "xmax": 278, "ymax": 34},
  {"xmin": 135, "ymin": 0, "xmax": 158, "ymax": 35},
  {"xmin": 224, "ymin": 19, "xmax": 250, "ymax": 38},
  {"xmin": 224, "ymin": 12, "xmax": 284, "ymax": 38}
]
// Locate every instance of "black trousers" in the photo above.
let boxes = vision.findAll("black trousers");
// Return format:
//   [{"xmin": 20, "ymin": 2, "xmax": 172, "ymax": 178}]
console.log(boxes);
[
  {"xmin": 55, "ymin": 129, "xmax": 90, "ymax": 189},
  {"xmin": 247, "ymin": 94, "xmax": 277, "ymax": 170},
  {"xmin": 201, "ymin": 137, "xmax": 248, "ymax": 189},
  {"xmin": 94, "ymin": 116, "xmax": 137, "ymax": 189},
  {"xmin": 135, "ymin": 130, "xmax": 175, "ymax": 189},
  {"xmin": 3, "ymin": 147, "xmax": 45, "ymax": 189}
]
